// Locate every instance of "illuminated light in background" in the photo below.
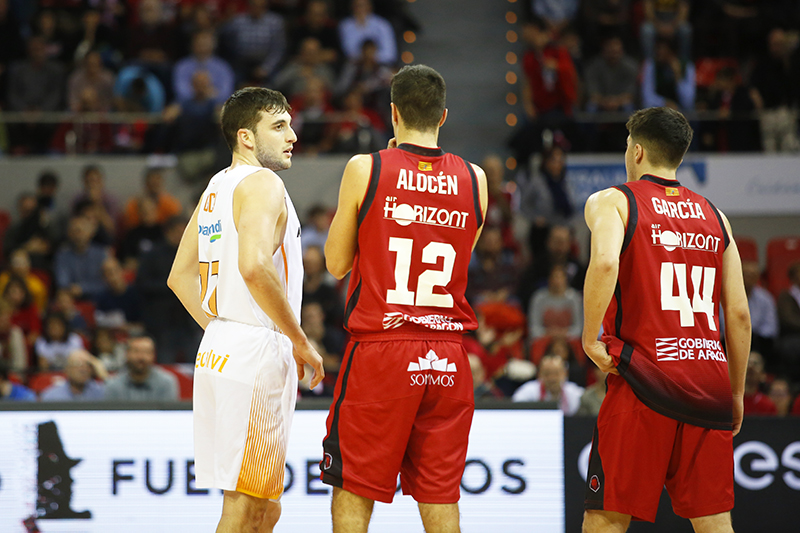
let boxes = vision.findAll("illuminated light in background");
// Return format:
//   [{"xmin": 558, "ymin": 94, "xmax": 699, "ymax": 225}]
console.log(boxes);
[
  {"xmin": 404, "ymin": 31, "xmax": 416, "ymax": 43},
  {"xmin": 506, "ymin": 113, "xmax": 518, "ymax": 127},
  {"xmin": 506, "ymin": 51, "xmax": 517, "ymax": 64},
  {"xmin": 506, "ymin": 30, "xmax": 517, "ymax": 43},
  {"xmin": 506, "ymin": 71, "xmax": 517, "ymax": 84},
  {"xmin": 506, "ymin": 12, "xmax": 517, "ymax": 24},
  {"xmin": 402, "ymin": 51, "xmax": 414, "ymax": 64},
  {"xmin": 506, "ymin": 92, "xmax": 517, "ymax": 105},
  {"xmin": 506, "ymin": 157, "xmax": 517, "ymax": 170}
]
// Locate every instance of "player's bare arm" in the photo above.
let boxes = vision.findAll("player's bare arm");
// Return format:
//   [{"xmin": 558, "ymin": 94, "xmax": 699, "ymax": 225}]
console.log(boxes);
[
  {"xmin": 234, "ymin": 170, "xmax": 324, "ymax": 389},
  {"xmin": 582, "ymin": 187, "xmax": 628, "ymax": 375},
  {"xmin": 718, "ymin": 210, "xmax": 752, "ymax": 437},
  {"xmin": 168, "ymin": 202, "xmax": 213, "ymax": 330},
  {"xmin": 325, "ymin": 154, "xmax": 372, "ymax": 279},
  {"xmin": 470, "ymin": 162, "xmax": 489, "ymax": 250}
]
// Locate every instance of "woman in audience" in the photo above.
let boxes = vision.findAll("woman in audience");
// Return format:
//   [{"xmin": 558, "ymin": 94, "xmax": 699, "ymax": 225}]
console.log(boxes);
[{"xmin": 35, "ymin": 312, "xmax": 84, "ymax": 371}]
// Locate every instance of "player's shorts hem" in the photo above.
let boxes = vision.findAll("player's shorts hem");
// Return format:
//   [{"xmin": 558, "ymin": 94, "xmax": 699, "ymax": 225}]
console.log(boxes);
[
  {"xmin": 405, "ymin": 489, "xmax": 460, "ymax": 505},
  {"xmin": 339, "ymin": 479, "xmax": 396, "ymax": 504},
  {"xmin": 585, "ymin": 500, "xmax": 657, "ymax": 523},
  {"xmin": 235, "ymin": 486, "xmax": 283, "ymax": 501},
  {"xmin": 673, "ymin": 500, "xmax": 734, "ymax": 520}
]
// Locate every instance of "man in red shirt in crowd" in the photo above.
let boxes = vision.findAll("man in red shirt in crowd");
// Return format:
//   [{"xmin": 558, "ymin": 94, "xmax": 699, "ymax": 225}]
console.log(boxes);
[{"xmin": 320, "ymin": 64, "xmax": 487, "ymax": 532}]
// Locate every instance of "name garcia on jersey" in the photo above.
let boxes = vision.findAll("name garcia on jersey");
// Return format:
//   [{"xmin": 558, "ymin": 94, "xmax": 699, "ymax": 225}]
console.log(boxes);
[{"xmin": 651, "ymin": 197, "xmax": 706, "ymax": 220}]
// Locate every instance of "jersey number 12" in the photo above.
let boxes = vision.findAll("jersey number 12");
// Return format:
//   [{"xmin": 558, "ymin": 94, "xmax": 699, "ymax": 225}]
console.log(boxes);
[{"xmin": 386, "ymin": 237, "xmax": 456, "ymax": 308}]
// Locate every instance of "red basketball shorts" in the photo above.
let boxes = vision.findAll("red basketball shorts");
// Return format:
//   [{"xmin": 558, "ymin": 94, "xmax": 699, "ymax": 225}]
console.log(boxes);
[
  {"xmin": 584, "ymin": 375, "xmax": 734, "ymax": 522},
  {"xmin": 321, "ymin": 338, "xmax": 474, "ymax": 504}
]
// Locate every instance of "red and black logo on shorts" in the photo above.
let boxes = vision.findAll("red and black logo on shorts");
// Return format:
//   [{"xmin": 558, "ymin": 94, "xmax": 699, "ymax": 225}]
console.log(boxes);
[
  {"xmin": 323, "ymin": 453, "xmax": 333, "ymax": 470},
  {"xmin": 589, "ymin": 475, "xmax": 601, "ymax": 493}
]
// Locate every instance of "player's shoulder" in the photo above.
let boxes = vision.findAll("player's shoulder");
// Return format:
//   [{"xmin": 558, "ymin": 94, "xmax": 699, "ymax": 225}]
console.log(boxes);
[
  {"xmin": 237, "ymin": 168, "xmax": 285, "ymax": 196},
  {"xmin": 586, "ymin": 186, "xmax": 627, "ymax": 208}
]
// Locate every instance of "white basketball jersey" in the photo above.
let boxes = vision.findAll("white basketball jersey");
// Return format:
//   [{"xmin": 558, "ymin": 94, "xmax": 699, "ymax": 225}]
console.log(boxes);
[{"xmin": 197, "ymin": 165, "xmax": 303, "ymax": 329}]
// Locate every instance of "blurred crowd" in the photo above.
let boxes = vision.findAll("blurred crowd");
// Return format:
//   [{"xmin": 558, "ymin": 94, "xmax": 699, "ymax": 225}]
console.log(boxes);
[
  {"xmin": 0, "ymin": 0, "xmax": 416, "ymax": 160},
  {"xmin": 508, "ymin": 0, "xmax": 800, "ymax": 162}
]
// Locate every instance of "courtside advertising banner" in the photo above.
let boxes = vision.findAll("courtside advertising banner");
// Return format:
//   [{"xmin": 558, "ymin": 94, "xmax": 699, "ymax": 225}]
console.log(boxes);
[{"xmin": 0, "ymin": 408, "xmax": 564, "ymax": 532}]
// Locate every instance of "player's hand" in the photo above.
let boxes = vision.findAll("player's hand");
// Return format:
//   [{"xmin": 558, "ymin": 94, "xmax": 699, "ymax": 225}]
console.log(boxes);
[
  {"xmin": 583, "ymin": 339, "xmax": 619, "ymax": 375},
  {"xmin": 732, "ymin": 394, "xmax": 744, "ymax": 437},
  {"xmin": 387, "ymin": 137, "xmax": 397, "ymax": 149},
  {"xmin": 293, "ymin": 340, "xmax": 325, "ymax": 389}
]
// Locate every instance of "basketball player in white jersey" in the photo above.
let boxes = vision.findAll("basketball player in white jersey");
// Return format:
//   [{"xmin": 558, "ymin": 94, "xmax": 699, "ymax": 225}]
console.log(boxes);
[{"xmin": 168, "ymin": 87, "xmax": 324, "ymax": 533}]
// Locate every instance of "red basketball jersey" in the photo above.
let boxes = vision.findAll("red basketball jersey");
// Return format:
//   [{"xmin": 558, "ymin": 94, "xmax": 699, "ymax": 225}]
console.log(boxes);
[
  {"xmin": 343, "ymin": 143, "xmax": 483, "ymax": 341},
  {"xmin": 602, "ymin": 175, "xmax": 732, "ymax": 429}
]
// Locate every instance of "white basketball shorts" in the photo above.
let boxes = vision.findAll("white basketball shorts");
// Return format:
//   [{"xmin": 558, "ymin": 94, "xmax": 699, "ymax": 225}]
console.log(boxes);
[{"xmin": 193, "ymin": 318, "xmax": 298, "ymax": 500}]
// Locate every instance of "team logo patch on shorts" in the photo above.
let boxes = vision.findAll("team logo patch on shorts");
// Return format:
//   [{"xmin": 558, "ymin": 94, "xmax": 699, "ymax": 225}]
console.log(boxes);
[
  {"xmin": 589, "ymin": 475, "xmax": 601, "ymax": 493},
  {"xmin": 323, "ymin": 453, "xmax": 333, "ymax": 470}
]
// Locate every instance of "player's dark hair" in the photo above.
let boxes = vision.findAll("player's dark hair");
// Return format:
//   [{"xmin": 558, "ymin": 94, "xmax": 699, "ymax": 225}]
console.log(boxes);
[
  {"xmin": 626, "ymin": 107, "xmax": 693, "ymax": 169},
  {"xmin": 391, "ymin": 65, "xmax": 446, "ymax": 133},
  {"xmin": 220, "ymin": 87, "xmax": 291, "ymax": 152}
]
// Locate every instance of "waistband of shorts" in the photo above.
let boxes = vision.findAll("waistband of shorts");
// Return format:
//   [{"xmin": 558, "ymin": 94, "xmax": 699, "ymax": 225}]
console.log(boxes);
[
  {"xmin": 212, "ymin": 316, "xmax": 282, "ymax": 333},
  {"xmin": 348, "ymin": 331, "xmax": 464, "ymax": 343}
]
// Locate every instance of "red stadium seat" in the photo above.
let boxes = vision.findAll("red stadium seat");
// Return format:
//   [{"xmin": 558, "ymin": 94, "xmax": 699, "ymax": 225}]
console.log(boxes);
[
  {"xmin": 765, "ymin": 236, "xmax": 800, "ymax": 298},
  {"xmin": 736, "ymin": 236, "xmax": 759, "ymax": 263},
  {"xmin": 74, "ymin": 300, "xmax": 96, "ymax": 329},
  {"xmin": 0, "ymin": 209, "xmax": 11, "ymax": 265},
  {"xmin": 28, "ymin": 372, "xmax": 66, "ymax": 395},
  {"xmin": 160, "ymin": 364, "xmax": 194, "ymax": 400}
]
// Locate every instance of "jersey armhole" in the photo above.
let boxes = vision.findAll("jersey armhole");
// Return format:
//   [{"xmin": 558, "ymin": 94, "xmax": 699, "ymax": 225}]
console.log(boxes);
[
  {"xmin": 613, "ymin": 184, "xmax": 637, "ymax": 254},
  {"xmin": 704, "ymin": 197, "xmax": 730, "ymax": 250},
  {"xmin": 356, "ymin": 152, "xmax": 381, "ymax": 228},
  {"xmin": 463, "ymin": 159, "xmax": 484, "ymax": 229}
]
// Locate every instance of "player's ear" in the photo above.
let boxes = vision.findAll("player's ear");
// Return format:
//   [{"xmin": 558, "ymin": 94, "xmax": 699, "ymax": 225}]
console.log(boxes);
[
  {"xmin": 237, "ymin": 128, "xmax": 254, "ymax": 151},
  {"xmin": 634, "ymin": 142, "xmax": 644, "ymax": 164},
  {"xmin": 390, "ymin": 103, "xmax": 399, "ymax": 126},
  {"xmin": 438, "ymin": 108, "xmax": 448, "ymax": 128}
]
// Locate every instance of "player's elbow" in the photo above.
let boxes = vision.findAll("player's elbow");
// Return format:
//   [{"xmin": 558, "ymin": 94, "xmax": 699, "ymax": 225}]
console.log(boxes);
[{"xmin": 326, "ymin": 259, "xmax": 350, "ymax": 280}]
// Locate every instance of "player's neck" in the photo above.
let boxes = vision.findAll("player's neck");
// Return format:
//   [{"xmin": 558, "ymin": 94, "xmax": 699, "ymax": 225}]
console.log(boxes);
[
  {"xmin": 395, "ymin": 126, "xmax": 440, "ymax": 150},
  {"xmin": 633, "ymin": 166, "xmax": 677, "ymax": 182},
  {"xmin": 230, "ymin": 151, "xmax": 260, "ymax": 169}
]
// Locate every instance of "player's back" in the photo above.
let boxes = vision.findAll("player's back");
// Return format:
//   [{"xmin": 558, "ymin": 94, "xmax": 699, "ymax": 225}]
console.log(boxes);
[
  {"xmin": 603, "ymin": 174, "xmax": 732, "ymax": 428},
  {"xmin": 197, "ymin": 165, "xmax": 303, "ymax": 329},
  {"xmin": 343, "ymin": 143, "xmax": 483, "ymax": 340}
]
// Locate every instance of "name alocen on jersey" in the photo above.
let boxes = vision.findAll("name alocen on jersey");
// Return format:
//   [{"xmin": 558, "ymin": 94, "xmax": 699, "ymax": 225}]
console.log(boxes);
[
  {"xmin": 396, "ymin": 169, "xmax": 459, "ymax": 195},
  {"xmin": 651, "ymin": 196, "xmax": 706, "ymax": 220}
]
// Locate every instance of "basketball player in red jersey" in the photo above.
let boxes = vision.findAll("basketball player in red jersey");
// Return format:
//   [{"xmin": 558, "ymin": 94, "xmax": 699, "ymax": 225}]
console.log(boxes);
[
  {"xmin": 582, "ymin": 107, "xmax": 751, "ymax": 532},
  {"xmin": 319, "ymin": 65, "xmax": 488, "ymax": 532}
]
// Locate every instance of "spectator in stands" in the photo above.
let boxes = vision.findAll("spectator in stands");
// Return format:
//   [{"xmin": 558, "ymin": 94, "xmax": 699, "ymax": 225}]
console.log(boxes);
[
  {"xmin": 768, "ymin": 377, "xmax": 793, "ymax": 416},
  {"xmin": 580, "ymin": 0, "xmax": 632, "ymax": 54},
  {"xmin": 54, "ymin": 215, "xmax": 109, "ymax": 301},
  {"xmin": 577, "ymin": 364, "xmax": 607, "ymax": 415},
  {"xmin": 303, "ymin": 245, "xmax": 343, "ymax": 328},
  {"xmin": 585, "ymin": 36, "xmax": 637, "ymax": 114},
  {"xmin": 463, "ymin": 301, "xmax": 528, "ymax": 396},
  {"xmin": 641, "ymin": 38, "xmax": 696, "ymax": 111},
  {"xmin": 0, "ymin": 249, "xmax": 48, "ymax": 313},
  {"xmin": 126, "ymin": 0, "xmax": 178, "ymax": 89},
  {"xmin": 520, "ymin": 145, "xmax": 575, "ymax": 256},
  {"xmin": 67, "ymin": 51, "xmax": 115, "ymax": 113},
  {"xmin": 163, "ymin": 71, "xmax": 221, "ymax": 155},
  {"xmin": 2, "ymin": 191, "xmax": 57, "ymax": 273},
  {"xmin": 0, "ymin": 0, "xmax": 26, "ymax": 106},
  {"xmin": 544, "ymin": 335, "xmax": 586, "ymax": 387},
  {"xmin": 40, "ymin": 349, "xmax": 107, "ymax": 401},
  {"xmin": 274, "ymin": 37, "xmax": 336, "ymax": 99},
  {"xmin": 694, "ymin": 0, "xmax": 764, "ymax": 59},
  {"xmin": 137, "ymin": 216, "xmax": 202, "ymax": 364},
  {"xmin": 640, "ymin": 0, "xmax": 692, "ymax": 62},
  {"xmin": 338, "ymin": 0, "xmax": 397, "ymax": 65},
  {"xmin": 220, "ymin": 0, "xmax": 287, "ymax": 84},
  {"xmin": 528, "ymin": 264, "xmax": 582, "ymax": 341},
  {"xmin": 52, "ymin": 87, "xmax": 117, "ymax": 154},
  {"xmin": 104, "ymin": 335, "xmax": 179, "ymax": 402},
  {"xmin": 70, "ymin": 8, "xmax": 120, "ymax": 66},
  {"xmin": 512, "ymin": 354, "xmax": 585, "ymax": 415},
  {"xmin": 35, "ymin": 312, "xmax": 85, "ymax": 371},
  {"xmin": 467, "ymin": 226, "xmax": 520, "ymax": 305},
  {"xmin": 750, "ymin": 28, "xmax": 800, "ymax": 153},
  {"xmin": 123, "ymin": 168, "xmax": 182, "ymax": 229},
  {"xmin": 113, "ymin": 65, "xmax": 166, "ymax": 113},
  {"xmin": 71, "ymin": 165, "xmax": 119, "ymax": 231},
  {"xmin": 509, "ymin": 17, "xmax": 578, "ymax": 164},
  {"xmin": 469, "ymin": 354, "xmax": 505, "ymax": 400},
  {"xmin": 290, "ymin": 0, "xmax": 342, "ymax": 66},
  {"xmin": 529, "ymin": 0, "xmax": 580, "ymax": 36},
  {"xmin": 301, "ymin": 301, "xmax": 345, "ymax": 369},
  {"xmin": 291, "ymin": 76, "xmax": 335, "ymax": 154},
  {"xmin": 327, "ymin": 87, "xmax": 387, "ymax": 153},
  {"xmin": 518, "ymin": 225, "xmax": 586, "ymax": 310},
  {"xmin": 94, "ymin": 257, "xmax": 142, "ymax": 332},
  {"xmin": 742, "ymin": 260, "xmax": 778, "ymax": 367},
  {"xmin": 119, "ymin": 197, "xmax": 163, "ymax": 269},
  {"xmin": 743, "ymin": 351, "xmax": 777, "ymax": 414},
  {"xmin": 0, "ymin": 300, "xmax": 27, "ymax": 373},
  {"xmin": 301, "ymin": 204, "xmax": 332, "ymax": 251},
  {"xmin": 0, "ymin": 359, "xmax": 35, "ymax": 401},
  {"xmin": 51, "ymin": 288, "xmax": 89, "ymax": 335},
  {"xmin": 7, "ymin": 35, "xmax": 65, "ymax": 153},
  {"xmin": 93, "ymin": 327, "xmax": 125, "ymax": 372},
  {"xmin": 696, "ymin": 66, "xmax": 760, "ymax": 152},
  {"xmin": 32, "ymin": 9, "xmax": 69, "ymax": 63},
  {"xmin": 481, "ymin": 154, "xmax": 517, "ymax": 255},
  {"xmin": 777, "ymin": 262, "xmax": 800, "ymax": 380},
  {"xmin": 173, "ymin": 30, "xmax": 234, "ymax": 106},
  {"xmin": 334, "ymin": 39, "xmax": 393, "ymax": 116},
  {"xmin": 3, "ymin": 275, "xmax": 41, "ymax": 348}
]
